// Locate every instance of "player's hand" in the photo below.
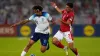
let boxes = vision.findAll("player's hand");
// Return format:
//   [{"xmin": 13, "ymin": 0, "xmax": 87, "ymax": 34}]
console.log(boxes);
[
  {"xmin": 56, "ymin": 19, "xmax": 62, "ymax": 24},
  {"xmin": 58, "ymin": 19, "xmax": 62, "ymax": 22},
  {"xmin": 51, "ymin": 19, "xmax": 56, "ymax": 25},
  {"xmin": 51, "ymin": 2, "xmax": 57, "ymax": 8},
  {"xmin": 10, "ymin": 24, "xmax": 17, "ymax": 28}
]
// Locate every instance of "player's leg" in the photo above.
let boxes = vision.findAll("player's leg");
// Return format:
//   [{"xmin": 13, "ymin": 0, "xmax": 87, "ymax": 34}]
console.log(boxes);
[
  {"xmin": 46, "ymin": 39, "xmax": 50, "ymax": 50},
  {"xmin": 40, "ymin": 33, "xmax": 50, "ymax": 53},
  {"xmin": 68, "ymin": 42, "xmax": 79, "ymax": 56},
  {"xmin": 53, "ymin": 31, "xmax": 68, "ymax": 55},
  {"xmin": 21, "ymin": 33, "xmax": 39, "ymax": 56},
  {"xmin": 52, "ymin": 30, "xmax": 65, "ymax": 49},
  {"xmin": 64, "ymin": 32, "xmax": 79, "ymax": 56},
  {"xmin": 21, "ymin": 39, "xmax": 35, "ymax": 56}
]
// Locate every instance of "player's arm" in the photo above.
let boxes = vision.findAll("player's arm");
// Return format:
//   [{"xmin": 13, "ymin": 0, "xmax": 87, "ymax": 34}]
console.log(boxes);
[
  {"xmin": 46, "ymin": 13, "xmax": 56, "ymax": 25},
  {"xmin": 48, "ymin": 17, "xmax": 55, "ymax": 25},
  {"xmin": 11, "ymin": 15, "xmax": 35, "ymax": 27},
  {"xmin": 10, "ymin": 19, "xmax": 30, "ymax": 27},
  {"xmin": 48, "ymin": 19, "xmax": 56, "ymax": 26},
  {"xmin": 51, "ymin": 2, "xmax": 62, "ymax": 13},
  {"xmin": 60, "ymin": 17, "xmax": 73, "ymax": 25},
  {"xmin": 60, "ymin": 19, "xmax": 71, "ymax": 25}
]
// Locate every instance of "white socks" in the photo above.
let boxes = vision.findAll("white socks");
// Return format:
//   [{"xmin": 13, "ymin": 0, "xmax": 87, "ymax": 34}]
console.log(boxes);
[
  {"xmin": 21, "ymin": 51, "xmax": 26, "ymax": 56},
  {"xmin": 76, "ymin": 53, "xmax": 80, "ymax": 56},
  {"xmin": 63, "ymin": 46, "xmax": 68, "ymax": 50}
]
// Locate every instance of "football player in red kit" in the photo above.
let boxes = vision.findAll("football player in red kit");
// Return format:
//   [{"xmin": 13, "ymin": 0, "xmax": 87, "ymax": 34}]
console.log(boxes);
[{"xmin": 51, "ymin": 2, "xmax": 79, "ymax": 56}]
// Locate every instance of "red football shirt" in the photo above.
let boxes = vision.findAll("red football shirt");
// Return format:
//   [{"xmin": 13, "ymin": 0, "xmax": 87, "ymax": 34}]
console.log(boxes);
[{"xmin": 60, "ymin": 10, "xmax": 74, "ymax": 32}]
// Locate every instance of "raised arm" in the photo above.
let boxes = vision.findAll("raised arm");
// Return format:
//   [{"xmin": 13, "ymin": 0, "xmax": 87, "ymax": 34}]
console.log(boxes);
[{"xmin": 51, "ymin": 2, "xmax": 62, "ymax": 14}]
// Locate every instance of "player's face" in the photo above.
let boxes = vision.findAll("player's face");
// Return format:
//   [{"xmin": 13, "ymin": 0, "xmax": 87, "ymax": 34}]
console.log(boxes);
[
  {"xmin": 65, "ymin": 5, "xmax": 72, "ymax": 12},
  {"xmin": 33, "ymin": 9, "xmax": 42, "ymax": 15}
]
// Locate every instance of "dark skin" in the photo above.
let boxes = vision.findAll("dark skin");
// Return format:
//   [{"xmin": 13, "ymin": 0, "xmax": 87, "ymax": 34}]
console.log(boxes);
[
  {"xmin": 10, "ymin": 9, "xmax": 42, "ymax": 27},
  {"xmin": 11, "ymin": 9, "xmax": 54, "ymax": 27},
  {"xmin": 11, "ymin": 9, "xmax": 53, "ymax": 53}
]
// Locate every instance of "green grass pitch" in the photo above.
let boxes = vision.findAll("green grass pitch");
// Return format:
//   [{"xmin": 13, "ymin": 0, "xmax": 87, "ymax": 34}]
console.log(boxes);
[{"xmin": 0, "ymin": 37, "xmax": 100, "ymax": 56}]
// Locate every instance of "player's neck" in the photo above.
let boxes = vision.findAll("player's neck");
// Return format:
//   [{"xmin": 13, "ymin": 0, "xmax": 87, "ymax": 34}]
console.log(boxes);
[{"xmin": 37, "ymin": 12, "xmax": 42, "ymax": 16}]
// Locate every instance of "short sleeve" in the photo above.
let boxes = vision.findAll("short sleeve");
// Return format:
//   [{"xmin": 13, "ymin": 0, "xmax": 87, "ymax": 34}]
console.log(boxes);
[
  {"xmin": 45, "ymin": 13, "xmax": 52, "ymax": 21},
  {"xmin": 28, "ymin": 14, "xmax": 36, "ymax": 21},
  {"xmin": 62, "ymin": 10, "xmax": 65, "ymax": 13},
  {"xmin": 47, "ymin": 14, "xmax": 52, "ymax": 21},
  {"xmin": 61, "ymin": 10, "xmax": 66, "ymax": 14},
  {"xmin": 68, "ymin": 13, "xmax": 74, "ymax": 22}
]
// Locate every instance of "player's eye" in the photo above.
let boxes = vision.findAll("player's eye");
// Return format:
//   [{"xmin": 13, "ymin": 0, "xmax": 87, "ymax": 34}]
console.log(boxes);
[{"xmin": 35, "ymin": 9, "xmax": 40, "ymax": 12}]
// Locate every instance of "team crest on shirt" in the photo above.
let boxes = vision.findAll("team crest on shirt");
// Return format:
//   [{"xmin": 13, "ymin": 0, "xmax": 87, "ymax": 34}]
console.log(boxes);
[{"xmin": 42, "ymin": 18, "xmax": 44, "ymax": 21}]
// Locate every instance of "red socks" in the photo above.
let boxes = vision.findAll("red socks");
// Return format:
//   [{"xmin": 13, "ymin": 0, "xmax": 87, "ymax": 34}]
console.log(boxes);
[
  {"xmin": 54, "ymin": 41, "xmax": 64, "ymax": 48},
  {"xmin": 71, "ymin": 48, "xmax": 78, "ymax": 55}
]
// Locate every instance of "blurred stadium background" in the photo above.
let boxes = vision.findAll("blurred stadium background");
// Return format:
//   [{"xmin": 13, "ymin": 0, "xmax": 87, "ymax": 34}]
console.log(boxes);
[{"xmin": 0, "ymin": 0, "xmax": 100, "ymax": 56}]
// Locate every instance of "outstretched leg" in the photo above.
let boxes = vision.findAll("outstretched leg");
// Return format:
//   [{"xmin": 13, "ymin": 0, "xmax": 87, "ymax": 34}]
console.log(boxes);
[
  {"xmin": 21, "ymin": 39, "xmax": 35, "ymax": 56},
  {"xmin": 52, "ymin": 37, "xmax": 64, "ymax": 48},
  {"xmin": 40, "ymin": 33, "xmax": 50, "ymax": 53},
  {"xmin": 52, "ymin": 37, "xmax": 68, "ymax": 55},
  {"xmin": 46, "ymin": 41, "xmax": 50, "ymax": 50},
  {"xmin": 68, "ymin": 42, "xmax": 79, "ymax": 56}
]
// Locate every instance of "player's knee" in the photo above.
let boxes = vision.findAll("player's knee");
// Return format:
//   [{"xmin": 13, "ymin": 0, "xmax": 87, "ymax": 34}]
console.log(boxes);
[
  {"xmin": 69, "ymin": 45, "xmax": 74, "ymax": 50},
  {"xmin": 52, "ymin": 38, "xmax": 57, "ymax": 44},
  {"xmin": 69, "ymin": 47, "xmax": 73, "ymax": 50},
  {"xmin": 52, "ymin": 40, "xmax": 56, "ymax": 44},
  {"xmin": 68, "ymin": 42, "xmax": 74, "ymax": 49},
  {"xmin": 41, "ymin": 46, "xmax": 46, "ymax": 53},
  {"xmin": 41, "ymin": 49, "xmax": 46, "ymax": 53},
  {"xmin": 29, "ymin": 42, "xmax": 34, "ymax": 46},
  {"xmin": 41, "ymin": 50, "xmax": 46, "ymax": 53}
]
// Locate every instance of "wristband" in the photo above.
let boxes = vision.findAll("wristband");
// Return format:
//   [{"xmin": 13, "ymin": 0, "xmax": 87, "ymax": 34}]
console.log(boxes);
[{"xmin": 55, "ymin": 6, "xmax": 57, "ymax": 8}]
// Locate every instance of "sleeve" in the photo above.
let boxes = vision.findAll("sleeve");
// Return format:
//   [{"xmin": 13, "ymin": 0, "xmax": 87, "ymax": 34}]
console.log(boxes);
[
  {"xmin": 68, "ymin": 13, "xmax": 74, "ymax": 22},
  {"xmin": 28, "ymin": 15, "xmax": 35, "ymax": 21},
  {"xmin": 46, "ymin": 13, "xmax": 52, "ymax": 21},
  {"xmin": 61, "ymin": 10, "xmax": 65, "ymax": 14}
]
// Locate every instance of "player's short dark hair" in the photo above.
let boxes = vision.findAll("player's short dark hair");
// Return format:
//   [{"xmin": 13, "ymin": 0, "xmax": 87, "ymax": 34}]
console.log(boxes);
[
  {"xmin": 66, "ymin": 3, "xmax": 73, "ymax": 8},
  {"xmin": 32, "ymin": 5, "xmax": 43, "ymax": 11}
]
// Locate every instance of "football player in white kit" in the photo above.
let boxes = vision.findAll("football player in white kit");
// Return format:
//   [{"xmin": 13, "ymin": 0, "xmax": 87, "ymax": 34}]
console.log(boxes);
[{"xmin": 11, "ymin": 5, "xmax": 52, "ymax": 56}]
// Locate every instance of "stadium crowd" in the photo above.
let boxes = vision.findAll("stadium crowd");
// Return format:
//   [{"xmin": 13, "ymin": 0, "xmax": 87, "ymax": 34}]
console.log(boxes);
[{"xmin": 0, "ymin": 0, "xmax": 100, "ymax": 24}]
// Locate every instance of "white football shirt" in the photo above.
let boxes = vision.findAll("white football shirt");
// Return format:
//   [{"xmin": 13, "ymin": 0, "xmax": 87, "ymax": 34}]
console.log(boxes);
[{"xmin": 28, "ymin": 12, "xmax": 52, "ymax": 34}]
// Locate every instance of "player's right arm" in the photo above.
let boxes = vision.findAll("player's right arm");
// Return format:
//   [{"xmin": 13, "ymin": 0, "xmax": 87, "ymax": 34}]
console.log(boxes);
[
  {"xmin": 10, "ymin": 19, "xmax": 30, "ymax": 27},
  {"xmin": 11, "ymin": 15, "xmax": 35, "ymax": 27},
  {"xmin": 51, "ymin": 2, "xmax": 62, "ymax": 13}
]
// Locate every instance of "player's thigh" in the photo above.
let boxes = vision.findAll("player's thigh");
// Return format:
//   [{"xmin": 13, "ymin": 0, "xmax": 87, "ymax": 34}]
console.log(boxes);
[
  {"xmin": 53, "ymin": 30, "xmax": 63, "ymax": 41},
  {"xmin": 40, "ymin": 33, "xmax": 49, "ymax": 46},
  {"xmin": 28, "ymin": 39, "xmax": 35, "ymax": 45},
  {"xmin": 30, "ymin": 33, "xmax": 40, "ymax": 42},
  {"xmin": 64, "ymin": 31, "xmax": 73, "ymax": 43}
]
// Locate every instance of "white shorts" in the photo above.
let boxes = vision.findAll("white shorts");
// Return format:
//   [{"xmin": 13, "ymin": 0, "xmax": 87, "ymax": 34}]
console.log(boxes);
[{"xmin": 53, "ymin": 30, "xmax": 73, "ymax": 43}]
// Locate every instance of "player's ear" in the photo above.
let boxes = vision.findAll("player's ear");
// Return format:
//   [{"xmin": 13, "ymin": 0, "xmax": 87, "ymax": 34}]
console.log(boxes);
[{"xmin": 33, "ymin": 10, "xmax": 36, "ymax": 13}]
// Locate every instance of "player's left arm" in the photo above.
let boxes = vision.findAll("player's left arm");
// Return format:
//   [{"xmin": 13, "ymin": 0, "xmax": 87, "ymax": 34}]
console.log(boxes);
[
  {"xmin": 48, "ymin": 18, "xmax": 56, "ymax": 25},
  {"xmin": 60, "ymin": 16, "xmax": 74, "ymax": 25},
  {"xmin": 51, "ymin": 2, "xmax": 62, "ymax": 13},
  {"xmin": 46, "ymin": 13, "xmax": 56, "ymax": 25}
]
